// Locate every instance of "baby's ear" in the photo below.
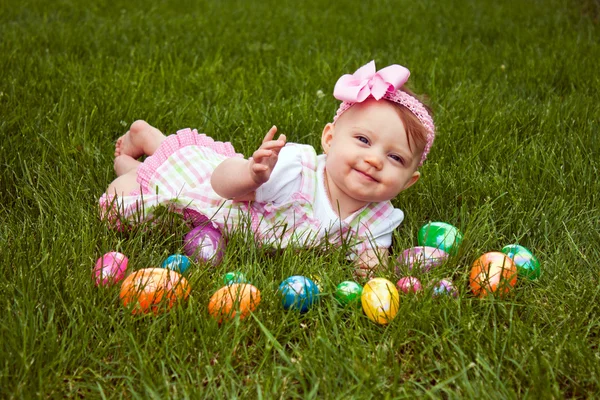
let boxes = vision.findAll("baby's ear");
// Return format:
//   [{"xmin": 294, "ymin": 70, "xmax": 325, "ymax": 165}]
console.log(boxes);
[
  {"xmin": 321, "ymin": 123, "xmax": 335, "ymax": 154},
  {"xmin": 403, "ymin": 171, "xmax": 421, "ymax": 190}
]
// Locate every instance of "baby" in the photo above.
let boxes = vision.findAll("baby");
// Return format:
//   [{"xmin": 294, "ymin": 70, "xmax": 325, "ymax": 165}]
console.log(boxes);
[{"xmin": 101, "ymin": 60, "xmax": 435, "ymax": 278}]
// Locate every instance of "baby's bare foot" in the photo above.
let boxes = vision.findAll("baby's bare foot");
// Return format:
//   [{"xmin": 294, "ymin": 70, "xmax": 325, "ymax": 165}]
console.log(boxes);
[
  {"xmin": 115, "ymin": 120, "xmax": 159, "ymax": 159},
  {"xmin": 114, "ymin": 120, "xmax": 166, "ymax": 160},
  {"xmin": 114, "ymin": 154, "xmax": 141, "ymax": 176},
  {"xmin": 114, "ymin": 131, "xmax": 143, "ymax": 159}
]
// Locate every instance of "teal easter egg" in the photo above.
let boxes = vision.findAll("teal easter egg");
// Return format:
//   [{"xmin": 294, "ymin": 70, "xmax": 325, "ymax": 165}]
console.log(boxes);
[
  {"xmin": 335, "ymin": 281, "xmax": 363, "ymax": 305},
  {"xmin": 278, "ymin": 276, "xmax": 320, "ymax": 312},
  {"xmin": 418, "ymin": 222, "xmax": 463, "ymax": 255},
  {"xmin": 501, "ymin": 244, "xmax": 540, "ymax": 280},
  {"xmin": 161, "ymin": 254, "xmax": 191, "ymax": 274},
  {"xmin": 223, "ymin": 271, "xmax": 248, "ymax": 285}
]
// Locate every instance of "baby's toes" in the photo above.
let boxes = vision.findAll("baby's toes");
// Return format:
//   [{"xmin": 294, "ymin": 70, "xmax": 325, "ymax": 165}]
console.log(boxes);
[{"xmin": 114, "ymin": 136, "xmax": 124, "ymax": 157}]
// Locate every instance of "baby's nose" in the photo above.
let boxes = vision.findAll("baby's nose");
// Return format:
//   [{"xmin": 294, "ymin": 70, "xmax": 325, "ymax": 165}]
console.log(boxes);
[{"xmin": 364, "ymin": 154, "xmax": 383, "ymax": 169}]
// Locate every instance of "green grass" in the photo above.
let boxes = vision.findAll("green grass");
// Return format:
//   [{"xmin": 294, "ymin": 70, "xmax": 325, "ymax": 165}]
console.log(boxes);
[{"xmin": 2, "ymin": 0, "xmax": 600, "ymax": 397}]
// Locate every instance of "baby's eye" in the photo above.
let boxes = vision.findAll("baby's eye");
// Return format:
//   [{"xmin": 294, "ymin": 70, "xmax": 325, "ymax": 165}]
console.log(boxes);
[
  {"xmin": 356, "ymin": 136, "xmax": 369, "ymax": 144},
  {"xmin": 389, "ymin": 154, "xmax": 404, "ymax": 164}
]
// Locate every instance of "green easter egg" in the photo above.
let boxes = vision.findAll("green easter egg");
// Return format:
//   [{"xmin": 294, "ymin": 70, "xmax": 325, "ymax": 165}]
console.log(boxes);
[
  {"xmin": 335, "ymin": 281, "xmax": 363, "ymax": 306},
  {"xmin": 501, "ymin": 244, "xmax": 540, "ymax": 280},
  {"xmin": 223, "ymin": 271, "xmax": 248, "ymax": 285},
  {"xmin": 418, "ymin": 222, "xmax": 463, "ymax": 255}
]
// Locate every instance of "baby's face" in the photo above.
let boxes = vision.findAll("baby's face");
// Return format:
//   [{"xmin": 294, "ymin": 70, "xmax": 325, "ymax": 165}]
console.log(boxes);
[{"xmin": 322, "ymin": 99, "xmax": 422, "ymax": 204}]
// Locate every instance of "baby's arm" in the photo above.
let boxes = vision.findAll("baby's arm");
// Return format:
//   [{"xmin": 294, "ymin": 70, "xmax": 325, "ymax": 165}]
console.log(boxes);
[
  {"xmin": 211, "ymin": 126, "xmax": 287, "ymax": 200},
  {"xmin": 354, "ymin": 247, "xmax": 389, "ymax": 279}
]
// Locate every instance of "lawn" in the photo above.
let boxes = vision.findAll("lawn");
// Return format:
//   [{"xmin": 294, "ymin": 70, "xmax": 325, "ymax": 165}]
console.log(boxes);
[{"xmin": 1, "ymin": 0, "xmax": 599, "ymax": 397}]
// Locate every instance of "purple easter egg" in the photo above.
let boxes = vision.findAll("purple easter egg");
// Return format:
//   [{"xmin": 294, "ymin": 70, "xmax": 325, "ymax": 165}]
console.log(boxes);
[
  {"xmin": 396, "ymin": 277, "xmax": 422, "ymax": 294},
  {"xmin": 397, "ymin": 246, "xmax": 449, "ymax": 273},
  {"xmin": 432, "ymin": 279, "xmax": 458, "ymax": 298},
  {"xmin": 183, "ymin": 223, "xmax": 225, "ymax": 266},
  {"xmin": 94, "ymin": 252, "xmax": 128, "ymax": 286}
]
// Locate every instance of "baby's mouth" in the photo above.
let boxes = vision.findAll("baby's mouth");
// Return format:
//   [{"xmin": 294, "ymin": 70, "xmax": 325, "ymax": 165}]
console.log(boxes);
[{"xmin": 354, "ymin": 168, "xmax": 378, "ymax": 182}]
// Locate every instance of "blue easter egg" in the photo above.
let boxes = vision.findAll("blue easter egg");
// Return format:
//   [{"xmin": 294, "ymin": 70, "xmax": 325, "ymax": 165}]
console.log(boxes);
[
  {"xmin": 161, "ymin": 254, "xmax": 191, "ymax": 274},
  {"xmin": 278, "ymin": 276, "xmax": 320, "ymax": 312}
]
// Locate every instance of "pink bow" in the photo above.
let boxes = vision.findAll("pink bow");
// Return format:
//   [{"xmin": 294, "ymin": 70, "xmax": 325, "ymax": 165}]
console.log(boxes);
[{"xmin": 333, "ymin": 60, "xmax": 410, "ymax": 103}]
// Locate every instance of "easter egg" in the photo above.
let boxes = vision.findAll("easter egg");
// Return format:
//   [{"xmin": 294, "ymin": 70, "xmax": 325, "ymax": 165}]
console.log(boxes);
[
  {"xmin": 278, "ymin": 276, "xmax": 320, "ymax": 312},
  {"xmin": 432, "ymin": 279, "xmax": 458, "ymax": 298},
  {"xmin": 94, "ymin": 251, "xmax": 128, "ymax": 286},
  {"xmin": 119, "ymin": 268, "xmax": 190, "ymax": 314},
  {"xmin": 310, "ymin": 275, "xmax": 324, "ymax": 291},
  {"xmin": 501, "ymin": 244, "xmax": 540, "ymax": 280},
  {"xmin": 223, "ymin": 271, "xmax": 248, "ymax": 285},
  {"xmin": 208, "ymin": 283, "xmax": 261, "ymax": 323},
  {"xmin": 361, "ymin": 278, "xmax": 400, "ymax": 324},
  {"xmin": 418, "ymin": 222, "xmax": 463, "ymax": 255},
  {"xmin": 183, "ymin": 223, "xmax": 225, "ymax": 266},
  {"xmin": 335, "ymin": 281, "xmax": 363, "ymax": 305},
  {"xmin": 396, "ymin": 277, "xmax": 422, "ymax": 294},
  {"xmin": 397, "ymin": 246, "xmax": 449, "ymax": 273},
  {"xmin": 161, "ymin": 254, "xmax": 191, "ymax": 274},
  {"xmin": 470, "ymin": 252, "xmax": 517, "ymax": 297}
]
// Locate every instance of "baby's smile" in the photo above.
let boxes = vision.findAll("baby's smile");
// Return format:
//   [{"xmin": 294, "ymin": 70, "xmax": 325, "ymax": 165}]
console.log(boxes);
[{"xmin": 353, "ymin": 168, "xmax": 379, "ymax": 183}]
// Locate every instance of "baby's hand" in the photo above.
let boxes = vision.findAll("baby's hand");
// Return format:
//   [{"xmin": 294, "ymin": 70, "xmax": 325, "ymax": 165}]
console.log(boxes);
[
  {"xmin": 249, "ymin": 126, "xmax": 287, "ymax": 184},
  {"xmin": 353, "ymin": 248, "xmax": 388, "ymax": 281},
  {"xmin": 353, "ymin": 265, "xmax": 375, "ymax": 281}
]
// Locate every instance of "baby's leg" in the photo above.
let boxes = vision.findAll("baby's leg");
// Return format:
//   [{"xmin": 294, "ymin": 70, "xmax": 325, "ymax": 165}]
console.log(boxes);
[
  {"xmin": 114, "ymin": 154, "xmax": 142, "ymax": 177},
  {"xmin": 115, "ymin": 120, "xmax": 167, "ymax": 159},
  {"xmin": 106, "ymin": 168, "xmax": 141, "ymax": 198}
]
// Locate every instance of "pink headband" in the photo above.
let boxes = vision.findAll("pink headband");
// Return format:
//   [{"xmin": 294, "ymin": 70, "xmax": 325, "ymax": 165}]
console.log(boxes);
[{"xmin": 332, "ymin": 60, "xmax": 435, "ymax": 165}]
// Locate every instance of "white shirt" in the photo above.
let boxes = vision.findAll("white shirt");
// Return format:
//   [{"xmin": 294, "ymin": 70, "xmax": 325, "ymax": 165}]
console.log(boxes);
[{"xmin": 255, "ymin": 145, "xmax": 404, "ymax": 249}]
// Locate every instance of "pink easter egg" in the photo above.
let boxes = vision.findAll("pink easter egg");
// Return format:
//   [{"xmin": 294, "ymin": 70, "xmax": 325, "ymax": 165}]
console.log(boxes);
[
  {"xmin": 396, "ymin": 277, "xmax": 422, "ymax": 294},
  {"xmin": 94, "ymin": 252, "xmax": 128, "ymax": 286},
  {"xmin": 397, "ymin": 246, "xmax": 449, "ymax": 273}
]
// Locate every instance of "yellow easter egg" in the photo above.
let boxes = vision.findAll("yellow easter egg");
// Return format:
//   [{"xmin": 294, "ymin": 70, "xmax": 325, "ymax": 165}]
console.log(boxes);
[{"xmin": 361, "ymin": 278, "xmax": 400, "ymax": 324}]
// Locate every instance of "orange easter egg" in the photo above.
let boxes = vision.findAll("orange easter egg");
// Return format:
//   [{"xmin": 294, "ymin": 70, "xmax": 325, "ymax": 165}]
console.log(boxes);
[
  {"xmin": 120, "ymin": 268, "xmax": 190, "ymax": 314},
  {"xmin": 470, "ymin": 252, "xmax": 518, "ymax": 297},
  {"xmin": 208, "ymin": 283, "xmax": 261, "ymax": 323}
]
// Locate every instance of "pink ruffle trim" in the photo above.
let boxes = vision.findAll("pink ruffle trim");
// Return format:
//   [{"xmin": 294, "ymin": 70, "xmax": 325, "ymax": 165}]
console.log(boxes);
[{"xmin": 136, "ymin": 128, "xmax": 243, "ymax": 195}]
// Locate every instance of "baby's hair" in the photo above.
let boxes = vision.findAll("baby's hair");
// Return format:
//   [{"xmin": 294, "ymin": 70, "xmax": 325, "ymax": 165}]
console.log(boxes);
[{"xmin": 389, "ymin": 86, "xmax": 433, "ymax": 158}]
